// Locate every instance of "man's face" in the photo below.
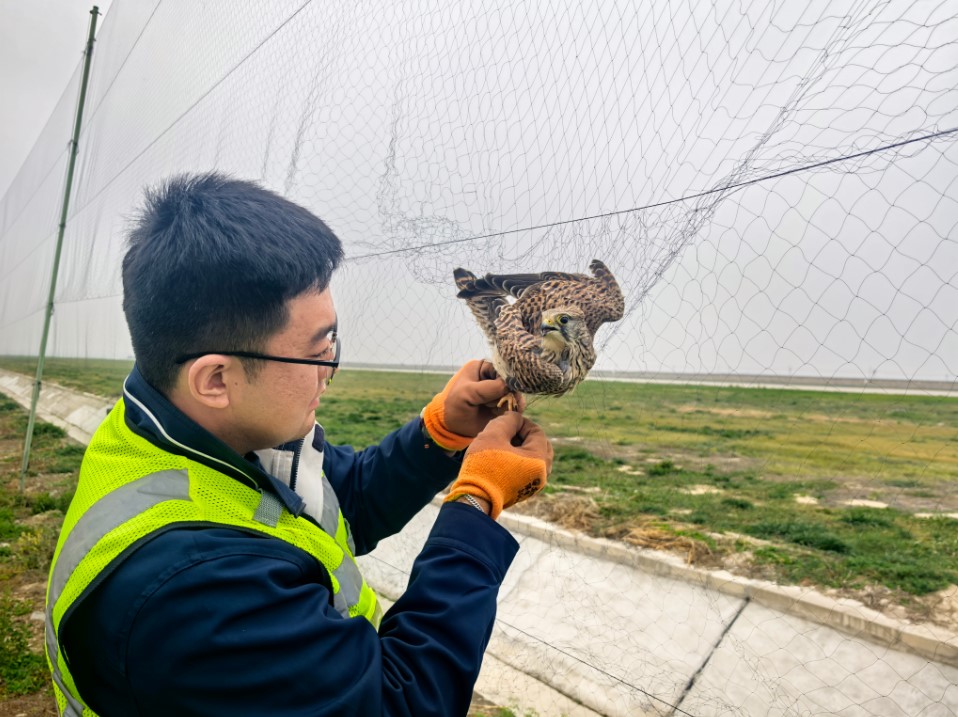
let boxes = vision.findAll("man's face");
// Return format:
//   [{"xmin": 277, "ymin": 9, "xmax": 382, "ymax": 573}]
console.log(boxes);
[{"xmin": 231, "ymin": 288, "xmax": 338, "ymax": 451}]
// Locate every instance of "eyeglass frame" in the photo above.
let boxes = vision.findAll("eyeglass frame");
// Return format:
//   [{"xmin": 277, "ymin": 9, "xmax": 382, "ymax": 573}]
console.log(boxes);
[{"xmin": 173, "ymin": 334, "xmax": 341, "ymax": 381}]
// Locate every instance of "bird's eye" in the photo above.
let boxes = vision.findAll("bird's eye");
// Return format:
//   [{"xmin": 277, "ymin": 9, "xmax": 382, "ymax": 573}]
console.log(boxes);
[{"xmin": 559, "ymin": 315, "xmax": 569, "ymax": 325}]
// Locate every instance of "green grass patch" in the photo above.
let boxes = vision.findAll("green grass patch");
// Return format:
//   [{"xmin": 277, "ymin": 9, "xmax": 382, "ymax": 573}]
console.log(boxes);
[
  {"xmin": 317, "ymin": 371, "xmax": 447, "ymax": 447},
  {"xmin": 0, "ymin": 399, "xmax": 84, "ymax": 704},
  {"xmin": 0, "ymin": 356, "xmax": 133, "ymax": 399},
  {"xmin": 745, "ymin": 520, "xmax": 849, "ymax": 553},
  {"xmin": 649, "ymin": 422, "xmax": 772, "ymax": 440},
  {"xmin": 1, "ymin": 359, "xmax": 956, "ymax": 600},
  {"xmin": 541, "ymin": 439, "xmax": 957, "ymax": 595},
  {"xmin": 527, "ymin": 380, "xmax": 958, "ymax": 483},
  {"xmin": 0, "ymin": 593, "xmax": 48, "ymax": 696}
]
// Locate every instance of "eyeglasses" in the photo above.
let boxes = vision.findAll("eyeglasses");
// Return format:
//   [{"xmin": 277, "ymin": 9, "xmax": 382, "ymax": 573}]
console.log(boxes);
[{"xmin": 174, "ymin": 335, "xmax": 341, "ymax": 382}]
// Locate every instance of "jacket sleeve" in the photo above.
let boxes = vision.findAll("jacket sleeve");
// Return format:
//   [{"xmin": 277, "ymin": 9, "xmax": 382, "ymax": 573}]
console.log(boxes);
[
  {"xmin": 61, "ymin": 503, "xmax": 519, "ymax": 717},
  {"xmin": 322, "ymin": 417, "xmax": 462, "ymax": 555}
]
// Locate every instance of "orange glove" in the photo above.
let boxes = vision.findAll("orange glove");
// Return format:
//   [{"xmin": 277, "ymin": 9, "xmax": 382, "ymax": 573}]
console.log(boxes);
[
  {"xmin": 422, "ymin": 360, "xmax": 523, "ymax": 451},
  {"xmin": 445, "ymin": 412, "xmax": 553, "ymax": 519}
]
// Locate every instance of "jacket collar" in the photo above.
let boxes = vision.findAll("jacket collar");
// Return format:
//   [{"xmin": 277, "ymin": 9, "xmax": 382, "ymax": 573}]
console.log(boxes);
[{"xmin": 122, "ymin": 365, "xmax": 306, "ymax": 516}]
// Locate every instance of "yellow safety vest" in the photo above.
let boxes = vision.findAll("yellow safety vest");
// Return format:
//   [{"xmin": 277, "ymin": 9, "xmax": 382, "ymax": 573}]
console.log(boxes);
[{"xmin": 45, "ymin": 398, "xmax": 380, "ymax": 717}]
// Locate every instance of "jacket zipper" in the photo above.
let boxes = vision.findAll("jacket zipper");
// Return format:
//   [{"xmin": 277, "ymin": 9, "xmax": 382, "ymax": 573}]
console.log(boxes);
[{"xmin": 288, "ymin": 437, "xmax": 305, "ymax": 492}]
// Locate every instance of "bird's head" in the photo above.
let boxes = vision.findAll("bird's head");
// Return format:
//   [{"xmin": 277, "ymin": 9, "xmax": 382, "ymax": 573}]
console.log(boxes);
[{"xmin": 540, "ymin": 307, "xmax": 588, "ymax": 353}]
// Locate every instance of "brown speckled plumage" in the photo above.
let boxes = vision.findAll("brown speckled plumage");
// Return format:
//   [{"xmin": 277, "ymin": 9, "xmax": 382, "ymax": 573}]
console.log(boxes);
[{"xmin": 454, "ymin": 260, "xmax": 624, "ymax": 397}]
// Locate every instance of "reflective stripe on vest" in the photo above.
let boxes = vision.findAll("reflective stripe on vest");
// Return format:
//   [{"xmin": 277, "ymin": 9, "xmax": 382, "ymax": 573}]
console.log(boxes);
[{"xmin": 45, "ymin": 399, "xmax": 380, "ymax": 716}]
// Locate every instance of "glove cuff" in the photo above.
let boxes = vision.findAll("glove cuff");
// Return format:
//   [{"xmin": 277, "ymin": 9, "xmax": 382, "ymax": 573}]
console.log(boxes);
[
  {"xmin": 422, "ymin": 403, "xmax": 473, "ymax": 451},
  {"xmin": 442, "ymin": 492, "xmax": 490, "ymax": 516},
  {"xmin": 445, "ymin": 488, "xmax": 501, "ymax": 520}
]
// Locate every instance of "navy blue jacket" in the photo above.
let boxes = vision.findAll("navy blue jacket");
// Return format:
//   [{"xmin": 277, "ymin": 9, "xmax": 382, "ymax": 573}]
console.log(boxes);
[{"xmin": 60, "ymin": 367, "xmax": 519, "ymax": 716}]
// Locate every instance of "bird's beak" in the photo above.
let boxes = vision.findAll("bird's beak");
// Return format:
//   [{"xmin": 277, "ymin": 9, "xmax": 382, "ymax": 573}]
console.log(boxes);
[{"xmin": 542, "ymin": 316, "xmax": 568, "ymax": 340}]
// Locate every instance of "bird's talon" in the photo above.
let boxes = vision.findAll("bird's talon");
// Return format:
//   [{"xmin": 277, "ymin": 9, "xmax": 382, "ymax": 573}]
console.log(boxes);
[{"xmin": 497, "ymin": 393, "xmax": 519, "ymax": 413}]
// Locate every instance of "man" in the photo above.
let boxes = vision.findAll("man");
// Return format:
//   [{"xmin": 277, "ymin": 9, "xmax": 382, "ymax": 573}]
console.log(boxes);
[{"xmin": 45, "ymin": 173, "xmax": 553, "ymax": 716}]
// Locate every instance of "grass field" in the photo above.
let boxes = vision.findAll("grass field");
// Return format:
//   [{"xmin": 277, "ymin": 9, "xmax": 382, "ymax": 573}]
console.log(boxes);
[
  {"xmin": 1, "ymin": 356, "xmax": 957, "ymax": 608},
  {"xmin": 321, "ymin": 368, "xmax": 958, "ymax": 602},
  {"xmin": 0, "ymin": 395, "xmax": 77, "ymax": 706},
  {"xmin": 0, "ymin": 357, "xmax": 133, "ymax": 399},
  {"xmin": 0, "ymin": 356, "xmax": 956, "ymax": 711}
]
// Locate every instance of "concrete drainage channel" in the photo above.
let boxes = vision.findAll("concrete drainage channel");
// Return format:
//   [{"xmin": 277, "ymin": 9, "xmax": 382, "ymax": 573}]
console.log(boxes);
[{"xmin": 3, "ymin": 368, "xmax": 957, "ymax": 717}]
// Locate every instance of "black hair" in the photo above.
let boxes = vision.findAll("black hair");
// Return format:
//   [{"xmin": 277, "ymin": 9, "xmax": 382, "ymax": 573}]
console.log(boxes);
[{"xmin": 122, "ymin": 172, "xmax": 344, "ymax": 393}]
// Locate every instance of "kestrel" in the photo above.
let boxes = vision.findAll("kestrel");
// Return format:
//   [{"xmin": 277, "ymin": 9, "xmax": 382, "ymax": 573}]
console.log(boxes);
[{"xmin": 454, "ymin": 259, "xmax": 625, "ymax": 408}]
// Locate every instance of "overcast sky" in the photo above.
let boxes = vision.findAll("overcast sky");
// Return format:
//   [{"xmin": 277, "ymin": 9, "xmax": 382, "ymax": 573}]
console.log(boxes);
[
  {"xmin": 0, "ymin": 1, "xmax": 954, "ymax": 382},
  {"xmin": 0, "ymin": 0, "xmax": 113, "ymax": 199}
]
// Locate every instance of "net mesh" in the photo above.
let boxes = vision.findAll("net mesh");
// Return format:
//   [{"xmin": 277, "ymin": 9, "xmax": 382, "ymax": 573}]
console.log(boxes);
[{"xmin": 1, "ymin": 0, "xmax": 957, "ymax": 714}]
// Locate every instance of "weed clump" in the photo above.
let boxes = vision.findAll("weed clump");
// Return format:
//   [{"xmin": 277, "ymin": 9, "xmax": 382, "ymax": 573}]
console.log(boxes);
[{"xmin": 0, "ymin": 593, "xmax": 47, "ymax": 696}]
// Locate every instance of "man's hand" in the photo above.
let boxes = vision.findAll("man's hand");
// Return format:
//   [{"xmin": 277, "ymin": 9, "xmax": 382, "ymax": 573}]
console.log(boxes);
[
  {"xmin": 445, "ymin": 412, "xmax": 553, "ymax": 519},
  {"xmin": 422, "ymin": 360, "xmax": 524, "ymax": 451}
]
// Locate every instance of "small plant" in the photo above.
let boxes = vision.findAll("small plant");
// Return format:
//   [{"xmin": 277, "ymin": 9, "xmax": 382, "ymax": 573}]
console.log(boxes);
[
  {"xmin": 13, "ymin": 528, "xmax": 57, "ymax": 571},
  {"xmin": 0, "ymin": 507, "xmax": 19, "ymax": 541},
  {"xmin": 648, "ymin": 460, "xmax": 675, "ymax": 476},
  {"xmin": 32, "ymin": 422, "xmax": 66, "ymax": 438},
  {"xmin": 29, "ymin": 492, "xmax": 59, "ymax": 514},
  {"xmin": 746, "ymin": 520, "xmax": 849, "ymax": 554},
  {"xmin": 0, "ymin": 592, "xmax": 48, "ymax": 696},
  {"xmin": 841, "ymin": 508, "xmax": 893, "ymax": 527}
]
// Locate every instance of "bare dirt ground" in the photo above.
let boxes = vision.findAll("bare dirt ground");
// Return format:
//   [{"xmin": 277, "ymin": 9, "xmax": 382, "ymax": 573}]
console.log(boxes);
[{"xmin": 0, "ymin": 693, "xmax": 56, "ymax": 717}]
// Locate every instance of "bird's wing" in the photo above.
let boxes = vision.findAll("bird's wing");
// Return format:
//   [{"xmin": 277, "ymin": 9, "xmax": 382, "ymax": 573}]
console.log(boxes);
[
  {"xmin": 454, "ymin": 267, "xmax": 507, "ymax": 345},
  {"xmin": 473, "ymin": 270, "xmax": 590, "ymax": 301},
  {"xmin": 456, "ymin": 260, "xmax": 626, "ymax": 351},
  {"xmin": 584, "ymin": 259, "xmax": 626, "ymax": 333}
]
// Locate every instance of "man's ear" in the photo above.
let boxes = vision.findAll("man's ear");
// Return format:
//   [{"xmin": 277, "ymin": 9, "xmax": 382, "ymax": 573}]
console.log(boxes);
[{"xmin": 184, "ymin": 355, "xmax": 237, "ymax": 409}]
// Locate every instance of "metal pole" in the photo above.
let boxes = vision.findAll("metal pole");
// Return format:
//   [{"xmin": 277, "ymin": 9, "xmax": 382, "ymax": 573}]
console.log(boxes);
[{"xmin": 19, "ymin": 6, "xmax": 100, "ymax": 489}]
